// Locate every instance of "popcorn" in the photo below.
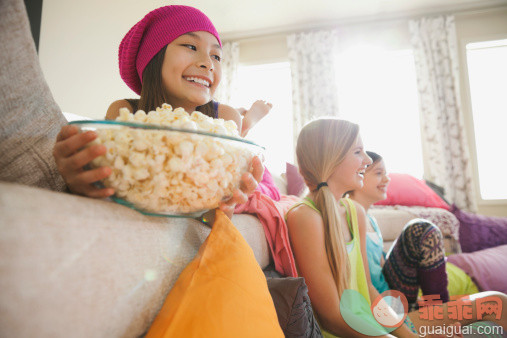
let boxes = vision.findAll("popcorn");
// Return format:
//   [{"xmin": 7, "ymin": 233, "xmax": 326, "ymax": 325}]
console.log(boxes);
[{"xmin": 89, "ymin": 104, "xmax": 257, "ymax": 214}]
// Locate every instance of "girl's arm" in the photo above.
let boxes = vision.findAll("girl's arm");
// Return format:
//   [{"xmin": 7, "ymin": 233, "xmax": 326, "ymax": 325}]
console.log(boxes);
[
  {"xmin": 355, "ymin": 202, "xmax": 418, "ymax": 338},
  {"xmin": 355, "ymin": 202, "xmax": 383, "ymax": 303},
  {"xmin": 287, "ymin": 205, "xmax": 393, "ymax": 338}
]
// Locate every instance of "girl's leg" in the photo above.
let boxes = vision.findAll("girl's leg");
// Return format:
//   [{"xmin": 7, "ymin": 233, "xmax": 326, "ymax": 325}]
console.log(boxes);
[
  {"xmin": 240, "ymin": 100, "xmax": 272, "ymax": 137},
  {"xmin": 383, "ymin": 219, "xmax": 449, "ymax": 309}
]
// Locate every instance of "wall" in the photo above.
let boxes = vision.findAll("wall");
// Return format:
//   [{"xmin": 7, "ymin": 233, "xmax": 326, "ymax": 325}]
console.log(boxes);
[{"xmin": 39, "ymin": 0, "xmax": 167, "ymax": 119}]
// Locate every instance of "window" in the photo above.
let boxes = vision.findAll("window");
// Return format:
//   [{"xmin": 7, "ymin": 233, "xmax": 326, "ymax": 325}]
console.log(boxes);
[
  {"xmin": 230, "ymin": 62, "xmax": 294, "ymax": 175},
  {"xmin": 334, "ymin": 47, "xmax": 423, "ymax": 178},
  {"xmin": 466, "ymin": 39, "xmax": 507, "ymax": 200},
  {"xmin": 230, "ymin": 44, "xmax": 423, "ymax": 179}
]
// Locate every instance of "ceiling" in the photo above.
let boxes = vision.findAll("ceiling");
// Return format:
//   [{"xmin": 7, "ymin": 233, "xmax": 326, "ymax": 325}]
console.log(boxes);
[{"xmin": 165, "ymin": 0, "xmax": 507, "ymax": 39}]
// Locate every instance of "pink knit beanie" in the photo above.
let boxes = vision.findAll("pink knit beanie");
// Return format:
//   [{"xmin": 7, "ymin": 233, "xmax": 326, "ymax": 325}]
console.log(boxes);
[{"xmin": 119, "ymin": 5, "xmax": 221, "ymax": 95}]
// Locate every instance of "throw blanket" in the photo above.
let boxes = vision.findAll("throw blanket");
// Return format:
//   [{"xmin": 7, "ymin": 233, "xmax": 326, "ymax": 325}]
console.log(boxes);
[
  {"xmin": 257, "ymin": 167, "xmax": 281, "ymax": 201},
  {"xmin": 235, "ymin": 191, "xmax": 299, "ymax": 277}
]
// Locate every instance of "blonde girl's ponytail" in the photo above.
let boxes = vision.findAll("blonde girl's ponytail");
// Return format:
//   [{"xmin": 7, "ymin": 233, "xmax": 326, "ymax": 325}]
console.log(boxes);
[{"xmin": 296, "ymin": 118, "xmax": 359, "ymax": 297}]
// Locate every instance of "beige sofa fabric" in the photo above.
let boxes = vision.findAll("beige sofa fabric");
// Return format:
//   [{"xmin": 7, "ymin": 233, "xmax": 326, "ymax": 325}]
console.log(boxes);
[
  {"xmin": 369, "ymin": 208, "xmax": 416, "ymax": 252},
  {"xmin": 0, "ymin": 182, "xmax": 269, "ymax": 338},
  {"xmin": 0, "ymin": 0, "xmax": 67, "ymax": 191}
]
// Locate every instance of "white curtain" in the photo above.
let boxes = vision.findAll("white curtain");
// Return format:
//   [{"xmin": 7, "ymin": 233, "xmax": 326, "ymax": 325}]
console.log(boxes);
[
  {"xmin": 409, "ymin": 15, "xmax": 477, "ymax": 211},
  {"xmin": 287, "ymin": 30, "xmax": 340, "ymax": 147},
  {"xmin": 213, "ymin": 41, "xmax": 239, "ymax": 104}
]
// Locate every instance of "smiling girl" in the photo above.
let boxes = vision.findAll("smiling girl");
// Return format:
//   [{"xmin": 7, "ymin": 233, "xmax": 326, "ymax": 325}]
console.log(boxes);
[
  {"xmin": 348, "ymin": 152, "xmax": 450, "ymax": 309},
  {"xmin": 52, "ymin": 6, "xmax": 265, "ymax": 216},
  {"xmin": 286, "ymin": 118, "xmax": 507, "ymax": 337}
]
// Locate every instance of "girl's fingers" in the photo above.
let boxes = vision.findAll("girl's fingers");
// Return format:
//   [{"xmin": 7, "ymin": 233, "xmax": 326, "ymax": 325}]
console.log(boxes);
[
  {"xmin": 219, "ymin": 189, "xmax": 247, "ymax": 219},
  {"xmin": 240, "ymin": 172, "xmax": 257, "ymax": 195},
  {"xmin": 250, "ymin": 156, "xmax": 264, "ymax": 183},
  {"xmin": 81, "ymin": 186, "xmax": 115, "ymax": 199},
  {"xmin": 67, "ymin": 167, "xmax": 114, "ymax": 197},
  {"xmin": 74, "ymin": 166, "xmax": 112, "ymax": 185},
  {"xmin": 56, "ymin": 125, "xmax": 78, "ymax": 142},
  {"xmin": 219, "ymin": 204, "xmax": 235, "ymax": 219},
  {"xmin": 221, "ymin": 189, "xmax": 248, "ymax": 207},
  {"xmin": 54, "ymin": 130, "xmax": 98, "ymax": 158},
  {"xmin": 64, "ymin": 144, "xmax": 107, "ymax": 170}
]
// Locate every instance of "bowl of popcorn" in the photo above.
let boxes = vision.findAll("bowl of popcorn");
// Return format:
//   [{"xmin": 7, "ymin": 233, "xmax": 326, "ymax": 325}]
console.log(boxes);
[{"xmin": 70, "ymin": 104, "xmax": 263, "ymax": 217}]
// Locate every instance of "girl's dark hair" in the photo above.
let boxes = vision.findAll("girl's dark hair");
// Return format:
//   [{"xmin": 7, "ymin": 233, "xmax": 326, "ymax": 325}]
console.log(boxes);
[
  {"xmin": 134, "ymin": 45, "xmax": 216, "ymax": 117},
  {"xmin": 366, "ymin": 151, "xmax": 382, "ymax": 167}
]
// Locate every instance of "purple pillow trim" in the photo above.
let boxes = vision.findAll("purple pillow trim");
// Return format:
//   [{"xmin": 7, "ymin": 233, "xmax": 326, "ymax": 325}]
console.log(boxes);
[{"xmin": 451, "ymin": 204, "xmax": 507, "ymax": 253}]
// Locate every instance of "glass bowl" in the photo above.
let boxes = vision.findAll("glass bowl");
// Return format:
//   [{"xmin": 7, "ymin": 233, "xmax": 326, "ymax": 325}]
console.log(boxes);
[{"xmin": 70, "ymin": 120, "xmax": 264, "ymax": 218}]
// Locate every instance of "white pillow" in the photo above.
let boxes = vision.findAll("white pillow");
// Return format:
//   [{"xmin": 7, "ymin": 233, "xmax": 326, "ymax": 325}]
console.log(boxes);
[{"xmin": 63, "ymin": 112, "xmax": 91, "ymax": 122}]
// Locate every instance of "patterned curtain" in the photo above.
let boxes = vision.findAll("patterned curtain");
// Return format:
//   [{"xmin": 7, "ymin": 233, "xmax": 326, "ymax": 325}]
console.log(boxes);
[
  {"xmin": 213, "ymin": 41, "xmax": 239, "ymax": 104},
  {"xmin": 409, "ymin": 16, "xmax": 477, "ymax": 211},
  {"xmin": 287, "ymin": 30, "xmax": 340, "ymax": 147}
]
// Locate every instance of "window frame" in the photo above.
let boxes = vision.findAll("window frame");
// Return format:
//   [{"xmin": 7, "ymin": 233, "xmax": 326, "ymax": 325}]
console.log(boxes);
[{"xmin": 460, "ymin": 33, "xmax": 507, "ymax": 206}]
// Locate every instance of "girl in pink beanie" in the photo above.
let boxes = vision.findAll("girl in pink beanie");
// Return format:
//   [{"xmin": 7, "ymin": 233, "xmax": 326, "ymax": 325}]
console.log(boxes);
[{"xmin": 52, "ymin": 5, "xmax": 266, "ymax": 217}]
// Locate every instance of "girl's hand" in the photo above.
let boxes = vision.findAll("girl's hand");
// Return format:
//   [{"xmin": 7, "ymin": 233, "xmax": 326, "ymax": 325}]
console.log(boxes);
[
  {"xmin": 219, "ymin": 155, "xmax": 264, "ymax": 218},
  {"xmin": 53, "ymin": 125, "xmax": 114, "ymax": 198}
]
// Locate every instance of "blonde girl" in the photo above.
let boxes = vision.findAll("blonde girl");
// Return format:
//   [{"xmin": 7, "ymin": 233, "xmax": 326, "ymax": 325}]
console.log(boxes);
[{"xmin": 286, "ymin": 118, "xmax": 507, "ymax": 337}]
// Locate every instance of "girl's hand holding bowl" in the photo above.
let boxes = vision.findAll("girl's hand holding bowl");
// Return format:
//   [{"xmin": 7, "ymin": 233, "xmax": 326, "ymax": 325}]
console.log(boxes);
[{"xmin": 70, "ymin": 104, "xmax": 264, "ymax": 218}]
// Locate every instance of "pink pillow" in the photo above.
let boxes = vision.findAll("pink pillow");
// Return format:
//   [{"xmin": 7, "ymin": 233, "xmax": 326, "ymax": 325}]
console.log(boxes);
[
  {"xmin": 447, "ymin": 245, "xmax": 507, "ymax": 293},
  {"xmin": 374, "ymin": 173, "xmax": 450, "ymax": 210},
  {"xmin": 286, "ymin": 163, "xmax": 306, "ymax": 196}
]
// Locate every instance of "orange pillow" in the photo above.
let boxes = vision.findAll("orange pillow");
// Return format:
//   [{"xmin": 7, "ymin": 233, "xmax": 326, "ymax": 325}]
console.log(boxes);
[{"xmin": 146, "ymin": 210, "xmax": 284, "ymax": 338}]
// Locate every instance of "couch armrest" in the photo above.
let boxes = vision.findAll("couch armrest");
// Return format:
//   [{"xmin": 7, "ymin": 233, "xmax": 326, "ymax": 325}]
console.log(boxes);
[{"xmin": 0, "ymin": 182, "xmax": 268, "ymax": 337}]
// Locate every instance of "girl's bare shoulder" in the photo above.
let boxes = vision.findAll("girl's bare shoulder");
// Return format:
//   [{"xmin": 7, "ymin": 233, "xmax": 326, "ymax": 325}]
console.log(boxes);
[
  {"xmin": 217, "ymin": 104, "xmax": 242, "ymax": 130},
  {"xmin": 286, "ymin": 203, "xmax": 324, "ymax": 233},
  {"xmin": 105, "ymin": 99, "xmax": 133, "ymax": 120}
]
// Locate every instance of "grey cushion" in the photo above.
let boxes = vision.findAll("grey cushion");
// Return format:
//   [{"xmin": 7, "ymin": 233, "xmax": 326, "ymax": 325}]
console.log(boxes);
[
  {"xmin": 267, "ymin": 277, "xmax": 322, "ymax": 338},
  {"xmin": 0, "ymin": 0, "xmax": 67, "ymax": 191}
]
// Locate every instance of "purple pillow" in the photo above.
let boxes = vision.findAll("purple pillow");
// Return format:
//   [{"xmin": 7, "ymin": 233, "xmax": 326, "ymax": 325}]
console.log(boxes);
[
  {"xmin": 286, "ymin": 163, "xmax": 306, "ymax": 196},
  {"xmin": 447, "ymin": 245, "xmax": 507, "ymax": 293},
  {"xmin": 451, "ymin": 205, "xmax": 507, "ymax": 253}
]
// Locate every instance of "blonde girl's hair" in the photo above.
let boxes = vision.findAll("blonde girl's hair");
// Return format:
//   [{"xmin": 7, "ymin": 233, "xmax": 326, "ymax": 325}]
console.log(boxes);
[{"xmin": 296, "ymin": 118, "xmax": 359, "ymax": 297}]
